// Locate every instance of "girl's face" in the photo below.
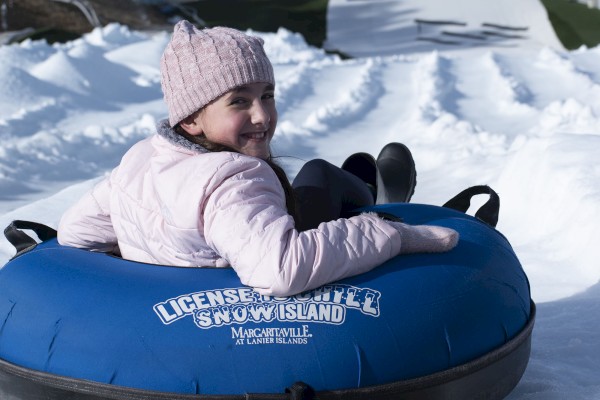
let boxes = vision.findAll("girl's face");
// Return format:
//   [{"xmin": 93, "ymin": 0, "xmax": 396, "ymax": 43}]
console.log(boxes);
[{"xmin": 180, "ymin": 82, "xmax": 277, "ymax": 160}]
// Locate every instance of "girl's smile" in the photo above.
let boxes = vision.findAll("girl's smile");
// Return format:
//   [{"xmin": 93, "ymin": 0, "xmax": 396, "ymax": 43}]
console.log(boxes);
[{"xmin": 179, "ymin": 82, "xmax": 277, "ymax": 160}]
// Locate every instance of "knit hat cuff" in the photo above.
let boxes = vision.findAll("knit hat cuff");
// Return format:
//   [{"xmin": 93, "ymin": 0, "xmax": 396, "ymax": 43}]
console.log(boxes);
[{"xmin": 166, "ymin": 55, "xmax": 275, "ymax": 127}]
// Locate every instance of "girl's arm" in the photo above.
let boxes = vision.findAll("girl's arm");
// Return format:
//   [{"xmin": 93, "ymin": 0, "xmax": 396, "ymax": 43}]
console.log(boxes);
[
  {"xmin": 203, "ymin": 158, "xmax": 457, "ymax": 297},
  {"xmin": 57, "ymin": 176, "xmax": 119, "ymax": 253}
]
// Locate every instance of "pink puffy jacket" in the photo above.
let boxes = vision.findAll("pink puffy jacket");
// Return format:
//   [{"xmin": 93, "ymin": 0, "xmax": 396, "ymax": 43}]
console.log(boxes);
[{"xmin": 59, "ymin": 121, "xmax": 409, "ymax": 296}]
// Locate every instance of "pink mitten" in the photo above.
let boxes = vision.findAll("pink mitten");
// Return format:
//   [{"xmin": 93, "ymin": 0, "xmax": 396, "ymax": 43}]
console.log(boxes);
[{"xmin": 387, "ymin": 221, "xmax": 459, "ymax": 253}]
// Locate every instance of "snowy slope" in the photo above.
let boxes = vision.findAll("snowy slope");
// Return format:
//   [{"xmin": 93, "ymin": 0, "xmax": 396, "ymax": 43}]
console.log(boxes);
[
  {"xmin": 0, "ymin": 12, "xmax": 599, "ymax": 400},
  {"xmin": 325, "ymin": 0, "xmax": 563, "ymax": 57}
]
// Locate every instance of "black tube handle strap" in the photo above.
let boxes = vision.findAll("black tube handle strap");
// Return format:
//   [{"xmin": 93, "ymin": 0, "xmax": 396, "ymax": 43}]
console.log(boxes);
[
  {"xmin": 3, "ymin": 220, "xmax": 57, "ymax": 256},
  {"xmin": 285, "ymin": 382, "xmax": 314, "ymax": 400},
  {"xmin": 442, "ymin": 185, "xmax": 500, "ymax": 227}
]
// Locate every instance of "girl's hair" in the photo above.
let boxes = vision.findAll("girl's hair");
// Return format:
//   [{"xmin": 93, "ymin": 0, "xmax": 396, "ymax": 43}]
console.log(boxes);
[{"xmin": 175, "ymin": 126, "xmax": 298, "ymax": 224}]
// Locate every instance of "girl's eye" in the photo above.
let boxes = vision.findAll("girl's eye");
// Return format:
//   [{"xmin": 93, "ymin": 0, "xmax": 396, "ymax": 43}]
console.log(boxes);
[
  {"xmin": 230, "ymin": 98, "xmax": 248, "ymax": 106},
  {"xmin": 262, "ymin": 92, "xmax": 275, "ymax": 100}
]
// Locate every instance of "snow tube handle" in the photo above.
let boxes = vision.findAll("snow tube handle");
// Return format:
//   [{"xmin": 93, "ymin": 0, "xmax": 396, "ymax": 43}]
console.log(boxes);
[
  {"xmin": 442, "ymin": 185, "xmax": 500, "ymax": 227},
  {"xmin": 3, "ymin": 220, "xmax": 57, "ymax": 258}
]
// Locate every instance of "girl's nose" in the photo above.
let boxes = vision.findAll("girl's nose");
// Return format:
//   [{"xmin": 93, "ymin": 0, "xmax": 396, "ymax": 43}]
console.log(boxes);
[{"xmin": 250, "ymin": 102, "xmax": 270, "ymax": 127}]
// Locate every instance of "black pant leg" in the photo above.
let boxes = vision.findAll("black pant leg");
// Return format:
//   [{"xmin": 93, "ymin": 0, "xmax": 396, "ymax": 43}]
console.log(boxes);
[{"xmin": 292, "ymin": 159, "xmax": 374, "ymax": 231}]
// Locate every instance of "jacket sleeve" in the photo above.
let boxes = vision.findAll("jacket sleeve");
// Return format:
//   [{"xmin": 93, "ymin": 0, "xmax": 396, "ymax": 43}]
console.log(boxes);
[
  {"xmin": 202, "ymin": 156, "xmax": 403, "ymax": 297},
  {"xmin": 57, "ymin": 175, "xmax": 119, "ymax": 253}
]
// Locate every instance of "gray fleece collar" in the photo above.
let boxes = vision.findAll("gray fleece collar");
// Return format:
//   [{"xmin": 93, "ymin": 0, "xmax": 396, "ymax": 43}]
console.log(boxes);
[{"xmin": 156, "ymin": 119, "xmax": 209, "ymax": 154}]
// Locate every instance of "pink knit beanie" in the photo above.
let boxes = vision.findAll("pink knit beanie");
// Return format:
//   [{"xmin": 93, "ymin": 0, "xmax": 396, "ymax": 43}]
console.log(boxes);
[{"xmin": 160, "ymin": 20, "xmax": 275, "ymax": 127}]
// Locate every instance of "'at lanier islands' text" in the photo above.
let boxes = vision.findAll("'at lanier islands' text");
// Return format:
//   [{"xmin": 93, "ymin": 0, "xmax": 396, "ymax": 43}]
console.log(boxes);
[{"xmin": 231, "ymin": 325, "xmax": 312, "ymax": 345}]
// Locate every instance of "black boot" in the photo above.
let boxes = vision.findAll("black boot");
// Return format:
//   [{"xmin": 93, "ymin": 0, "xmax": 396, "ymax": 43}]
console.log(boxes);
[
  {"xmin": 341, "ymin": 152, "xmax": 376, "ymax": 200},
  {"xmin": 375, "ymin": 142, "xmax": 417, "ymax": 204}
]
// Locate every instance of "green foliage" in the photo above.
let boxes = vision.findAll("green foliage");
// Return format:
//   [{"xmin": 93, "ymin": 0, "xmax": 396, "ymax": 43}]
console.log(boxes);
[
  {"xmin": 184, "ymin": 0, "xmax": 329, "ymax": 47},
  {"xmin": 541, "ymin": 0, "xmax": 600, "ymax": 49}
]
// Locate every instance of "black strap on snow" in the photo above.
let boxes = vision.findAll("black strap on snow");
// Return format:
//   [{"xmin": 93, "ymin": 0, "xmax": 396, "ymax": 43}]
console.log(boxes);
[
  {"xmin": 3, "ymin": 220, "xmax": 57, "ymax": 256},
  {"xmin": 442, "ymin": 185, "xmax": 500, "ymax": 227}
]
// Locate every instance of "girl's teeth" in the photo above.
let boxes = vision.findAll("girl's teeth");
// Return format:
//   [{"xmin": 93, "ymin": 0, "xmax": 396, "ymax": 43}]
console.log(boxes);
[{"xmin": 247, "ymin": 132, "xmax": 264, "ymax": 139}]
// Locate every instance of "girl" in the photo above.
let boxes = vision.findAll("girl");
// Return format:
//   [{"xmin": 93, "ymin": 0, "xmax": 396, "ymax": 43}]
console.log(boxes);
[{"xmin": 58, "ymin": 21, "xmax": 458, "ymax": 296}]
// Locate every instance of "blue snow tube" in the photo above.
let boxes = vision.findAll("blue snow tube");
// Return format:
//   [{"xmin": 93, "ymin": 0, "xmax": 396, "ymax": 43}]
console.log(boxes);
[{"xmin": 0, "ymin": 201, "xmax": 534, "ymax": 400}]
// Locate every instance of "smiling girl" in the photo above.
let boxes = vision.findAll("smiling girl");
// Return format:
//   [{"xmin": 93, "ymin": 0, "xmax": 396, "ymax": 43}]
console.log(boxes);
[{"xmin": 58, "ymin": 21, "xmax": 458, "ymax": 296}]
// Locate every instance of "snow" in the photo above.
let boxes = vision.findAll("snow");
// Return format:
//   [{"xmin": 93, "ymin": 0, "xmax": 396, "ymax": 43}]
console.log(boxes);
[
  {"xmin": 1, "ymin": 1, "xmax": 599, "ymax": 397},
  {"xmin": 325, "ymin": 0, "xmax": 563, "ymax": 57}
]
